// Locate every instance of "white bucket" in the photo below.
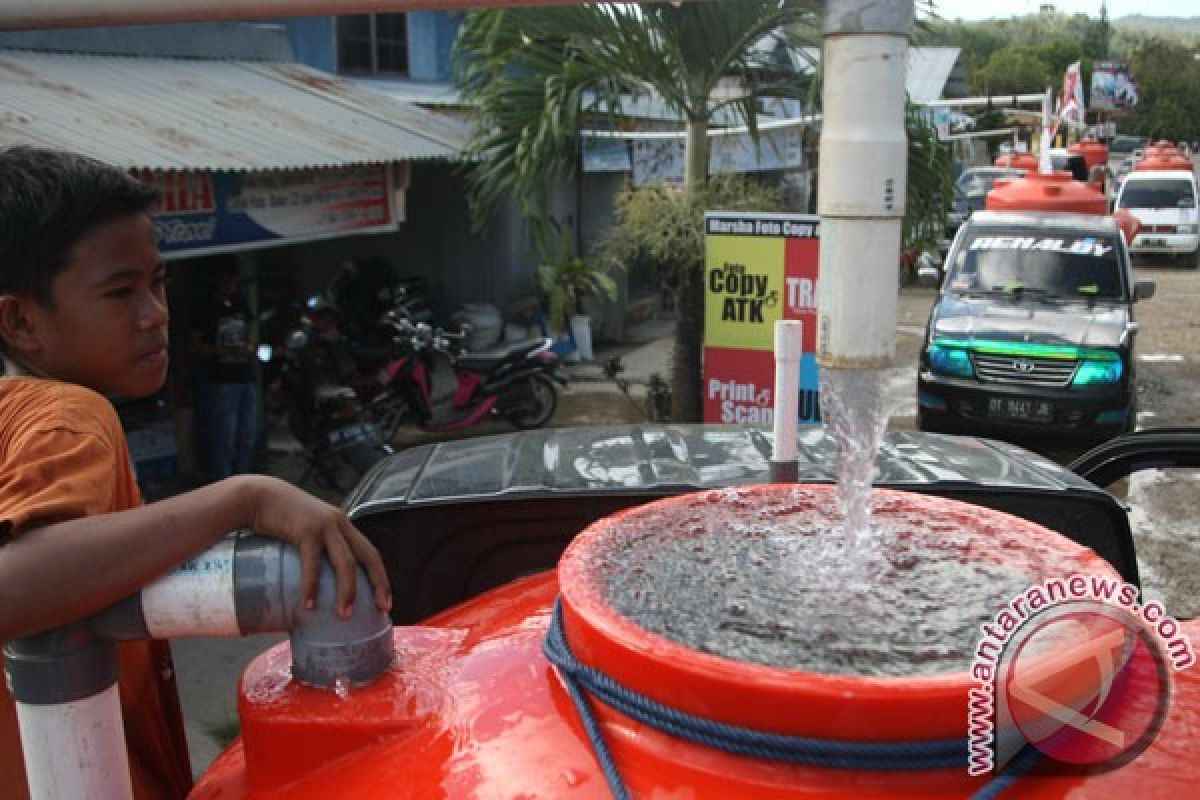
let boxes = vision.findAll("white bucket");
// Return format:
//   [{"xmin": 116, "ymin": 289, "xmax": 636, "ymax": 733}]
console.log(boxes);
[{"xmin": 569, "ymin": 315, "xmax": 594, "ymax": 361}]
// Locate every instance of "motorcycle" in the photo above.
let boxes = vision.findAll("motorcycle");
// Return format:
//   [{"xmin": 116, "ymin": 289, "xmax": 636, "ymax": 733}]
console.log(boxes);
[
  {"xmin": 259, "ymin": 322, "xmax": 394, "ymax": 491},
  {"xmin": 370, "ymin": 313, "xmax": 567, "ymax": 438}
]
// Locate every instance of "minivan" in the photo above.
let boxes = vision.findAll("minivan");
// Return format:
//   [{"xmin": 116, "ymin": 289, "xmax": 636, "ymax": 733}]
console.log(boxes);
[
  {"xmin": 1114, "ymin": 170, "xmax": 1200, "ymax": 265},
  {"xmin": 918, "ymin": 211, "xmax": 1155, "ymax": 441}
]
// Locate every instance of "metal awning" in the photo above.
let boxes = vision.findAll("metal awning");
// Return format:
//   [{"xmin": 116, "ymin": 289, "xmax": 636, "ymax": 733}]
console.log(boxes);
[{"xmin": 0, "ymin": 50, "xmax": 471, "ymax": 171}]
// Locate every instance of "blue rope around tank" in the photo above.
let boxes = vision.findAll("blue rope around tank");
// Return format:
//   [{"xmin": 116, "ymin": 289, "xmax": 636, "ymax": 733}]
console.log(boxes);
[{"xmin": 542, "ymin": 598, "xmax": 1038, "ymax": 799}]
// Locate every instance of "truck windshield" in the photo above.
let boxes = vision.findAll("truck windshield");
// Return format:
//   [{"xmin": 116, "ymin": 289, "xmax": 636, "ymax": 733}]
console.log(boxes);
[
  {"xmin": 1117, "ymin": 179, "xmax": 1196, "ymax": 209},
  {"xmin": 946, "ymin": 229, "xmax": 1125, "ymax": 299}
]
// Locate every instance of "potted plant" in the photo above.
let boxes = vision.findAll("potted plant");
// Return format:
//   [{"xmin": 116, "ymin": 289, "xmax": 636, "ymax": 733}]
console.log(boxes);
[{"xmin": 536, "ymin": 225, "xmax": 619, "ymax": 360}]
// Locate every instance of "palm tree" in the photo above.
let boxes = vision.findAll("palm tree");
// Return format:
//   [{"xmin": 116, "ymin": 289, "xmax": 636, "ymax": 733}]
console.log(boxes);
[
  {"xmin": 455, "ymin": 2, "xmax": 821, "ymax": 421},
  {"xmin": 455, "ymin": 2, "xmax": 949, "ymax": 421}
]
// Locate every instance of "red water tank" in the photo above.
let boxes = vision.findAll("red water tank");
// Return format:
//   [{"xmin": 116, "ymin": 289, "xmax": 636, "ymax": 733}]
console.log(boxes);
[
  {"xmin": 994, "ymin": 152, "xmax": 1039, "ymax": 171},
  {"xmin": 985, "ymin": 169, "xmax": 1108, "ymax": 215},
  {"xmin": 1135, "ymin": 146, "xmax": 1193, "ymax": 171},
  {"xmin": 1068, "ymin": 137, "xmax": 1109, "ymax": 171},
  {"xmin": 183, "ymin": 484, "xmax": 1200, "ymax": 800}
]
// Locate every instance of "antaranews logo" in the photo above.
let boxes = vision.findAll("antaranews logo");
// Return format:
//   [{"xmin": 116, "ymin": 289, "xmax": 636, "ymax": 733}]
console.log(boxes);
[{"xmin": 967, "ymin": 574, "xmax": 1195, "ymax": 776}]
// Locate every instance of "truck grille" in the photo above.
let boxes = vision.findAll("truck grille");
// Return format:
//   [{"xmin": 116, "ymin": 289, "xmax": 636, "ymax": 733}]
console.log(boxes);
[{"xmin": 974, "ymin": 354, "xmax": 1077, "ymax": 387}]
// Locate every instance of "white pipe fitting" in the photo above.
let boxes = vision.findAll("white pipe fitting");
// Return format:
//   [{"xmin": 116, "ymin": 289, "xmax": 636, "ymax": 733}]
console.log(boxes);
[{"xmin": 771, "ymin": 320, "xmax": 804, "ymax": 481}]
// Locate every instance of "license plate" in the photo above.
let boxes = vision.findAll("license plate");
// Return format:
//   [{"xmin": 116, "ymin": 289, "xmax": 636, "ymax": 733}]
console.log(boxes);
[
  {"xmin": 987, "ymin": 397, "xmax": 1053, "ymax": 422},
  {"xmin": 1142, "ymin": 237, "xmax": 1167, "ymax": 247},
  {"xmin": 328, "ymin": 423, "xmax": 374, "ymax": 446}
]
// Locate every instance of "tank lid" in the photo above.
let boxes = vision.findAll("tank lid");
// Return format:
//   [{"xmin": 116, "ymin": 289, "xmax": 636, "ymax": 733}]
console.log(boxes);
[{"xmin": 558, "ymin": 485, "xmax": 1114, "ymax": 741}]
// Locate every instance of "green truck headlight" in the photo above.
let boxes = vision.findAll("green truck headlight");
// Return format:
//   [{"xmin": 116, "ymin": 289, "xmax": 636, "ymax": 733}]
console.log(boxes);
[
  {"xmin": 928, "ymin": 343, "xmax": 974, "ymax": 378},
  {"xmin": 1073, "ymin": 359, "xmax": 1124, "ymax": 385}
]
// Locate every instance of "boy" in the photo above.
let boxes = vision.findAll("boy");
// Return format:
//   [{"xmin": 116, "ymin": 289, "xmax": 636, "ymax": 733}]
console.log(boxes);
[{"xmin": 0, "ymin": 147, "xmax": 392, "ymax": 798}]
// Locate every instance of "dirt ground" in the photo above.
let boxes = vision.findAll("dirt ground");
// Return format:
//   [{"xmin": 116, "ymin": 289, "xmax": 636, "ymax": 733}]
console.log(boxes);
[{"xmin": 1106, "ymin": 259, "xmax": 1200, "ymax": 620}]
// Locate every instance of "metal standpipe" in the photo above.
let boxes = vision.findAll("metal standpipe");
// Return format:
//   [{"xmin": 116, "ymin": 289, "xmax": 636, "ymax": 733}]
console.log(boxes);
[
  {"xmin": 3, "ymin": 533, "xmax": 393, "ymax": 800},
  {"xmin": 816, "ymin": 0, "xmax": 912, "ymax": 371}
]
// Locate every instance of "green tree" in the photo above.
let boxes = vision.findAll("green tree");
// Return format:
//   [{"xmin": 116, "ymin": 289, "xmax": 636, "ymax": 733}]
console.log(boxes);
[
  {"xmin": 1127, "ymin": 37, "xmax": 1200, "ymax": 142},
  {"xmin": 977, "ymin": 45, "xmax": 1054, "ymax": 96},
  {"xmin": 454, "ymin": 2, "xmax": 821, "ymax": 421}
]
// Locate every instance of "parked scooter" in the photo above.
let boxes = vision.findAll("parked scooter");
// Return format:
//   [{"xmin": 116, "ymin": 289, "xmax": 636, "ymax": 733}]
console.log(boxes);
[
  {"xmin": 372, "ymin": 313, "xmax": 567, "ymax": 437},
  {"xmin": 259, "ymin": 309, "xmax": 393, "ymax": 490}
]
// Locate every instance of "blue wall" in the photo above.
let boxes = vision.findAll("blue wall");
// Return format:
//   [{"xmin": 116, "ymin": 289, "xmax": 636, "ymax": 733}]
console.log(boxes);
[
  {"xmin": 283, "ymin": 12, "xmax": 461, "ymax": 82},
  {"xmin": 284, "ymin": 17, "xmax": 335, "ymax": 73}
]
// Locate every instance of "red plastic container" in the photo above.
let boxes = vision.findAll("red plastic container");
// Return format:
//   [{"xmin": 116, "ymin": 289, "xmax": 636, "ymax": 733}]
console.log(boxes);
[
  {"xmin": 1134, "ymin": 150, "xmax": 1194, "ymax": 171},
  {"xmin": 985, "ymin": 170, "xmax": 1108, "ymax": 215},
  {"xmin": 1068, "ymin": 137, "xmax": 1109, "ymax": 171},
  {"xmin": 994, "ymin": 152, "xmax": 1039, "ymax": 171}
]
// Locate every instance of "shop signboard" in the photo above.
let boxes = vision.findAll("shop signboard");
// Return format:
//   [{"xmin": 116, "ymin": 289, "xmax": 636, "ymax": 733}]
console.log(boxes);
[
  {"xmin": 134, "ymin": 164, "xmax": 398, "ymax": 258},
  {"xmin": 703, "ymin": 211, "xmax": 821, "ymax": 425}
]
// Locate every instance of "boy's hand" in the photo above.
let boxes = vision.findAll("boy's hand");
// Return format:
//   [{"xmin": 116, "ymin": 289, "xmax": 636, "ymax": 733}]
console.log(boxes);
[{"xmin": 239, "ymin": 476, "xmax": 392, "ymax": 618}]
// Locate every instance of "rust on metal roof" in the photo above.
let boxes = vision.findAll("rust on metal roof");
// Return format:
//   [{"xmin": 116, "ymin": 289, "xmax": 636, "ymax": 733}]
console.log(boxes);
[{"xmin": 0, "ymin": 50, "xmax": 471, "ymax": 171}]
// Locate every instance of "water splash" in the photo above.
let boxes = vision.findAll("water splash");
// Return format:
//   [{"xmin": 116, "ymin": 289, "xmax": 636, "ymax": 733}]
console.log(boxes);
[
  {"xmin": 602, "ymin": 489, "xmax": 1096, "ymax": 676},
  {"xmin": 818, "ymin": 367, "xmax": 899, "ymax": 585}
]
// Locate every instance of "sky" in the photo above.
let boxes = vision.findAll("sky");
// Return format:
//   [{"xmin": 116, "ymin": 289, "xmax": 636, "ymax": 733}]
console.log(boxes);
[{"xmin": 940, "ymin": 1, "xmax": 1198, "ymax": 21}]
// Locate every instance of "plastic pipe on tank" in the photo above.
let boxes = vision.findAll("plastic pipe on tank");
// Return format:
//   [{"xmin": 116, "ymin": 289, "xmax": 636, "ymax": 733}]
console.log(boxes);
[
  {"xmin": 770, "ymin": 320, "xmax": 804, "ymax": 483},
  {"xmin": 816, "ymin": 0, "xmax": 912, "ymax": 371},
  {"xmin": 1038, "ymin": 87, "xmax": 1055, "ymax": 175},
  {"xmin": 3, "ymin": 533, "xmax": 393, "ymax": 800}
]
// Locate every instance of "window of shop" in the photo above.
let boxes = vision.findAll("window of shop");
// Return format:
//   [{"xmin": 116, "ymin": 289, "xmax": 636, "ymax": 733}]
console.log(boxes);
[{"xmin": 336, "ymin": 14, "xmax": 408, "ymax": 76}]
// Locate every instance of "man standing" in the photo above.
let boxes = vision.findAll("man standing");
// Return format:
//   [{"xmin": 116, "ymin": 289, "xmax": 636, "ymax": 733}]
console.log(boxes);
[{"xmin": 190, "ymin": 257, "xmax": 257, "ymax": 481}]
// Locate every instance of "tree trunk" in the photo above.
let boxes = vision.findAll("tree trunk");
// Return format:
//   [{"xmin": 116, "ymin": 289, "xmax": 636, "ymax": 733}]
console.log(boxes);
[
  {"xmin": 671, "ymin": 114, "xmax": 710, "ymax": 422},
  {"xmin": 684, "ymin": 116, "xmax": 709, "ymax": 196},
  {"xmin": 671, "ymin": 258, "xmax": 705, "ymax": 422}
]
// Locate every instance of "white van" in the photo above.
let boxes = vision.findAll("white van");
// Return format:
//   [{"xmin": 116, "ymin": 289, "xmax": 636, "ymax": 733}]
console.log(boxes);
[{"xmin": 1113, "ymin": 170, "xmax": 1200, "ymax": 265}]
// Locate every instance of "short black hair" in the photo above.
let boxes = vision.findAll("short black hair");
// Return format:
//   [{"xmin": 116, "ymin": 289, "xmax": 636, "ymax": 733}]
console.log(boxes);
[{"xmin": 0, "ymin": 147, "xmax": 159, "ymax": 306}]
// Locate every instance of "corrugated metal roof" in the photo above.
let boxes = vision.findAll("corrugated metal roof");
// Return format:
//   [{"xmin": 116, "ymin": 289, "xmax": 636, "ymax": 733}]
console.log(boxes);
[
  {"xmin": 0, "ymin": 50, "xmax": 471, "ymax": 171},
  {"xmin": 786, "ymin": 45, "xmax": 962, "ymax": 104},
  {"xmin": 353, "ymin": 78, "xmax": 465, "ymax": 107},
  {"xmin": 906, "ymin": 46, "xmax": 963, "ymax": 105}
]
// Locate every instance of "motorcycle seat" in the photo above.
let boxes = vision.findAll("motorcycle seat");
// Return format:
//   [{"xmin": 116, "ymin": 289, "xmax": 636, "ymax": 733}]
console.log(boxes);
[
  {"xmin": 314, "ymin": 385, "xmax": 357, "ymax": 404},
  {"xmin": 455, "ymin": 338, "xmax": 549, "ymax": 372}
]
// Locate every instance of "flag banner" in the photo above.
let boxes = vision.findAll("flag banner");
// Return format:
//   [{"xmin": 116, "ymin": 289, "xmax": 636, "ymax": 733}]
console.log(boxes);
[{"xmin": 1060, "ymin": 61, "xmax": 1086, "ymax": 129}]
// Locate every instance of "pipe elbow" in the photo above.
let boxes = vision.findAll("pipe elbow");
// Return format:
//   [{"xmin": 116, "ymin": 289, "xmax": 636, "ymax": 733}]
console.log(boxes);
[{"xmin": 233, "ymin": 535, "xmax": 394, "ymax": 688}]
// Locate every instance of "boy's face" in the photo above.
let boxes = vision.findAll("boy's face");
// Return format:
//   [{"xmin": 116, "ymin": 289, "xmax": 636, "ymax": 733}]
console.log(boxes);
[{"xmin": 23, "ymin": 213, "xmax": 168, "ymax": 397}]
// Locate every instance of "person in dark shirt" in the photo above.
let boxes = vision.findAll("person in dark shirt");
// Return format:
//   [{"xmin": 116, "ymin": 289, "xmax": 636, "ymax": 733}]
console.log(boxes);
[{"xmin": 190, "ymin": 259, "xmax": 257, "ymax": 481}]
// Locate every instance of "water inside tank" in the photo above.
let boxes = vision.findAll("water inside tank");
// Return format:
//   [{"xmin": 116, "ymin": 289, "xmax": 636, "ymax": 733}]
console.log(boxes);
[{"xmin": 600, "ymin": 486, "xmax": 1098, "ymax": 676}]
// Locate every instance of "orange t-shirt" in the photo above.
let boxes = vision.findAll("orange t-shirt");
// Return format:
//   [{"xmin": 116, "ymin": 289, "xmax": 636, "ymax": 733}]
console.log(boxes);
[{"xmin": 0, "ymin": 377, "xmax": 192, "ymax": 799}]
